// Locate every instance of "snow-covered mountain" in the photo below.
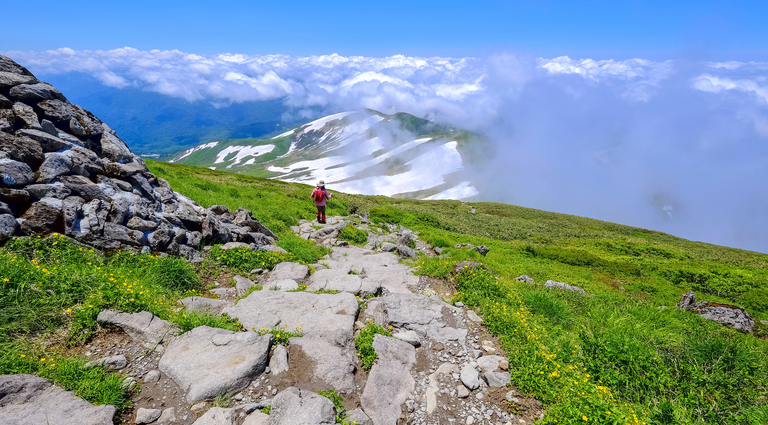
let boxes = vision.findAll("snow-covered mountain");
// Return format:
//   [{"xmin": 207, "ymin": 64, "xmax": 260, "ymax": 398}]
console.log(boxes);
[{"xmin": 166, "ymin": 110, "xmax": 487, "ymax": 200}]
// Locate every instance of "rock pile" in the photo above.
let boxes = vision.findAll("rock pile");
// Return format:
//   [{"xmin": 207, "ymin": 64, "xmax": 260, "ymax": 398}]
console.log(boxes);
[{"xmin": 0, "ymin": 55, "xmax": 276, "ymax": 259}]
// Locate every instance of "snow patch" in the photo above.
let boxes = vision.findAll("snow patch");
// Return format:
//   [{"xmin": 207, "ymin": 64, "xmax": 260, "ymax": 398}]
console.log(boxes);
[
  {"xmin": 214, "ymin": 144, "xmax": 275, "ymax": 165},
  {"xmin": 300, "ymin": 111, "xmax": 355, "ymax": 133},
  {"xmin": 170, "ymin": 141, "xmax": 219, "ymax": 162},
  {"xmin": 271, "ymin": 129, "xmax": 295, "ymax": 139},
  {"xmin": 425, "ymin": 181, "xmax": 479, "ymax": 200}
]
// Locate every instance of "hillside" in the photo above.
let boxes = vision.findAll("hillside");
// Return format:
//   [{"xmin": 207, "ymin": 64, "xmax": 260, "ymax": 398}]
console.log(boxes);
[
  {"xmin": 166, "ymin": 110, "xmax": 488, "ymax": 201},
  {"xmin": 145, "ymin": 161, "xmax": 768, "ymax": 424}
]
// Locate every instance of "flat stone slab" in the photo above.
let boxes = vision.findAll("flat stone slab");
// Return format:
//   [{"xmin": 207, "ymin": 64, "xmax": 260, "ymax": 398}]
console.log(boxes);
[
  {"xmin": 267, "ymin": 279, "xmax": 299, "ymax": 291},
  {"xmin": 365, "ymin": 293, "xmax": 468, "ymax": 345},
  {"xmin": 191, "ymin": 407, "xmax": 237, "ymax": 425},
  {"xmin": 0, "ymin": 374, "xmax": 115, "ymax": 425},
  {"xmin": 360, "ymin": 335, "xmax": 416, "ymax": 425},
  {"xmin": 158, "ymin": 326, "xmax": 271, "ymax": 403},
  {"xmin": 268, "ymin": 387, "xmax": 336, "ymax": 425},
  {"xmin": 288, "ymin": 334, "xmax": 357, "ymax": 393},
  {"xmin": 306, "ymin": 268, "xmax": 380, "ymax": 296},
  {"xmin": 224, "ymin": 290, "xmax": 358, "ymax": 339},
  {"xmin": 476, "ymin": 355, "xmax": 506, "ymax": 373},
  {"xmin": 97, "ymin": 310, "xmax": 180, "ymax": 351}
]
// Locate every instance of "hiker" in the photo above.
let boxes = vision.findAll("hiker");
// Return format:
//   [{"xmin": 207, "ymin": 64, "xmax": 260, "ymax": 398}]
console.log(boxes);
[{"xmin": 311, "ymin": 180, "xmax": 332, "ymax": 224}]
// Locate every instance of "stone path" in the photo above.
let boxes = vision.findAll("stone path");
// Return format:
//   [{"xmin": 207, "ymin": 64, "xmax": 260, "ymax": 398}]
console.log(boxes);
[{"xmin": 0, "ymin": 215, "xmax": 543, "ymax": 425}]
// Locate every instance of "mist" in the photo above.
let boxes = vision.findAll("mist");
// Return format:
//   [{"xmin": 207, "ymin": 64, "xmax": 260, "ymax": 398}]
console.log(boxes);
[{"xmin": 5, "ymin": 48, "xmax": 768, "ymax": 253}]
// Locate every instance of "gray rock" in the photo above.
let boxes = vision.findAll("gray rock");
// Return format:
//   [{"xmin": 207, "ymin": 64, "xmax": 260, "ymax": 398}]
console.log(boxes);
[
  {"xmin": 159, "ymin": 326, "xmax": 272, "ymax": 403},
  {"xmin": 483, "ymin": 371, "xmax": 511, "ymax": 387},
  {"xmin": 0, "ymin": 157, "xmax": 34, "ymax": 188},
  {"xmin": 11, "ymin": 102, "xmax": 41, "ymax": 130},
  {"xmin": 269, "ymin": 344, "xmax": 289, "ymax": 376},
  {"xmin": 268, "ymin": 279, "xmax": 299, "ymax": 291},
  {"xmin": 234, "ymin": 275, "xmax": 256, "ymax": 296},
  {"xmin": 192, "ymin": 407, "xmax": 237, "ymax": 425},
  {"xmin": 393, "ymin": 330, "xmax": 422, "ymax": 347},
  {"xmin": 461, "ymin": 364, "xmax": 481, "ymax": 390},
  {"xmin": 126, "ymin": 217, "xmax": 158, "ymax": 232},
  {"xmin": 144, "ymin": 369, "xmax": 161, "ymax": 384},
  {"xmin": 25, "ymin": 183, "xmax": 71, "ymax": 201},
  {"xmin": 474, "ymin": 245, "xmax": 490, "ymax": 256},
  {"xmin": 380, "ymin": 242, "xmax": 397, "ymax": 252},
  {"xmin": 346, "ymin": 408, "xmax": 373, "ymax": 425},
  {"xmin": 0, "ymin": 188, "xmax": 28, "ymax": 204},
  {"xmin": 454, "ymin": 242, "xmax": 475, "ymax": 249},
  {"xmin": 97, "ymin": 310, "xmax": 180, "ymax": 351},
  {"xmin": 514, "ymin": 275, "xmax": 535, "ymax": 284},
  {"xmin": 686, "ymin": 296, "xmax": 756, "ymax": 334},
  {"xmin": 360, "ymin": 335, "xmax": 416, "ymax": 425},
  {"xmin": 86, "ymin": 354, "xmax": 127, "ymax": 370},
  {"xmin": 267, "ymin": 262, "xmax": 310, "ymax": 284},
  {"xmin": 157, "ymin": 407, "xmax": 177, "ymax": 425},
  {"xmin": 234, "ymin": 208, "xmax": 277, "ymax": 240},
  {"xmin": 0, "ymin": 374, "xmax": 115, "ymax": 425},
  {"xmin": 148, "ymin": 224, "xmax": 174, "ymax": 252},
  {"xmin": 20, "ymin": 199, "xmax": 62, "ymax": 235},
  {"xmin": 309, "ymin": 225, "xmax": 340, "ymax": 242},
  {"xmin": 241, "ymin": 411, "xmax": 270, "ymax": 425},
  {"xmin": 259, "ymin": 244, "xmax": 287, "ymax": 253},
  {"xmin": 268, "ymin": 387, "xmax": 336, "ymax": 425},
  {"xmin": 397, "ymin": 232, "xmax": 413, "ymax": 246},
  {"xmin": 0, "ymin": 132, "xmax": 44, "ymax": 167},
  {"xmin": 201, "ymin": 215, "xmax": 233, "ymax": 245},
  {"xmin": 0, "ymin": 71, "xmax": 37, "ymax": 87},
  {"xmin": 0, "ymin": 213, "xmax": 18, "ymax": 236},
  {"xmin": 457, "ymin": 385, "xmax": 470, "ymax": 398},
  {"xmin": 41, "ymin": 119, "xmax": 58, "ymax": 136},
  {"xmin": 9, "ymin": 82, "xmax": 66, "ymax": 102},
  {"xmin": 63, "ymin": 148, "xmax": 104, "ymax": 177},
  {"xmin": 103, "ymin": 159, "xmax": 148, "ymax": 179},
  {"xmin": 179, "ymin": 296, "xmax": 231, "ymax": 315},
  {"xmin": 221, "ymin": 241, "xmax": 250, "ymax": 250},
  {"xmin": 306, "ymin": 268, "xmax": 380, "ymax": 296},
  {"xmin": 99, "ymin": 131, "xmax": 133, "ymax": 162},
  {"xmin": 476, "ymin": 355, "xmax": 506, "ymax": 373},
  {"xmin": 434, "ymin": 247, "xmax": 443, "ymax": 255},
  {"xmin": 135, "ymin": 407, "xmax": 162, "ymax": 424},
  {"xmin": 676, "ymin": 291, "xmax": 697, "ymax": 310},
  {"xmin": 365, "ymin": 293, "xmax": 468, "ymax": 345},
  {"xmin": 17, "ymin": 128, "xmax": 81, "ymax": 152},
  {"xmin": 335, "ymin": 240, "xmax": 349, "ymax": 247},
  {"xmin": 396, "ymin": 245, "xmax": 418, "ymax": 259},
  {"xmin": 544, "ymin": 280, "xmax": 588, "ymax": 295}
]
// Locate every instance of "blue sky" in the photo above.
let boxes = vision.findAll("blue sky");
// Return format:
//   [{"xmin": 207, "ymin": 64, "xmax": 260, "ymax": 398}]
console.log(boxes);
[
  {"xmin": 2, "ymin": 0, "xmax": 768, "ymax": 60},
  {"xmin": 3, "ymin": 1, "xmax": 768, "ymax": 252}
]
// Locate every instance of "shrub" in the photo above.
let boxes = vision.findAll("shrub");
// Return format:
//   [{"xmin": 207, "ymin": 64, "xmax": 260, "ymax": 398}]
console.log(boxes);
[
  {"xmin": 338, "ymin": 226, "xmax": 368, "ymax": 245},
  {"xmin": 210, "ymin": 245, "xmax": 297, "ymax": 273},
  {"xmin": 355, "ymin": 323, "xmax": 392, "ymax": 370}
]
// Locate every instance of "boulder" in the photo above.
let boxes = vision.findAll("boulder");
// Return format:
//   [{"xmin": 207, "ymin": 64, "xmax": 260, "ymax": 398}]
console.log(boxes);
[
  {"xmin": 0, "ymin": 132, "xmax": 44, "ymax": 167},
  {"xmin": 392, "ymin": 330, "xmax": 422, "ymax": 347},
  {"xmin": 234, "ymin": 208, "xmax": 277, "ymax": 240},
  {"xmin": 346, "ymin": 408, "xmax": 373, "ymax": 425},
  {"xmin": 396, "ymin": 245, "xmax": 418, "ymax": 259},
  {"xmin": 267, "ymin": 262, "xmax": 310, "ymax": 284},
  {"xmin": 380, "ymin": 242, "xmax": 397, "ymax": 252},
  {"xmin": 103, "ymin": 159, "xmax": 148, "ymax": 179},
  {"xmin": 0, "ymin": 71, "xmax": 36, "ymax": 87},
  {"xmin": 474, "ymin": 245, "xmax": 490, "ymax": 256},
  {"xmin": 0, "ymin": 188, "xmax": 29, "ymax": 204},
  {"xmin": 0, "ymin": 213, "xmax": 18, "ymax": 236},
  {"xmin": 158, "ymin": 326, "xmax": 272, "ymax": 403},
  {"xmin": 544, "ymin": 280, "xmax": 588, "ymax": 295},
  {"xmin": 179, "ymin": 296, "xmax": 231, "ymax": 315},
  {"xmin": 41, "ymin": 119, "xmax": 58, "ymax": 136},
  {"xmin": 103, "ymin": 222, "xmax": 145, "ymax": 247},
  {"xmin": 676, "ymin": 291, "xmax": 697, "ymax": 310},
  {"xmin": 0, "ymin": 157, "xmax": 34, "ymax": 188},
  {"xmin": 126, "ymin": 217, "xmax": 158, "ymax": 232},
  {"xmin": 0, "ymin": 374, "xmax": 115, "ymax": 425},
  {"xmin": 677, "ymin": 292, "xmax": 756, "ymax": 334},
  {"xmin": 234, "ymin": 275, "xmax": 256, "ymax": 296},
  {"xmin": 309, "ymin": 226, "xmax": 340, "ymax": 242},
  {"xmin": 99, "ymin": 131, "xmax": 132, "ymax": 162},
  {"xmin": 201, "ymin": 215, "xmax": 232, "ymax": 244},
  {"xmin": 452, "ymin": 260, "xmax": 490, "ymax": 275},
  {"xmin": 365, "ymin": 293, "xmax": 468, "ymax": 345},
  {"xmin": 9, "ymin": 82, "xmax": 66, "ymax": 102},
  {"xmin": 268, "ymin": 387, "xmax": 336, "ymax": 425},
  {"xmin": 56, "ymin": 175, "xmax": 110, "ymax": 202},
  {"xmin": 360, "ymin": 335, "xmax": 417, "ymax": 425},
  {"xmin": 157, "ymin": 407, "xmax": 177, "ymax": 425},
  {"xmin": 20, "ymin": 199, "xmax": 62, "ymax": 234},
  {"xmin": 17, "ymin": 128, "xmax": 81, "ymax": 152},
  {"xmin": 97, "ymin": 310, "xmax": 180, "ymax": 351},
  {"xmin": 476, "ymin": 355, "xmax": 506, "ymax": 373},
  {"xmin": 191, "ymin": 407, "xmax": 237, "ymax": 425},
  {"xmin": 135, "ymin": 408, "xmax": 162, "ymax": 424},
  {"xmin": 11, "ymin": 102, "xmax": 41, "ymax": 130},
  {"xmin": 268, "ymin": 279, "xmax": 299, "ymax": 291},
  {"xmin": 514, "ymin": 275, "xmax": 535, "ymax": 284},
  {"xmin": 242, "ymin": 411, "xmax": 270, "ymax": 425},
  {"xmin": 37, "ymin": 152, "xmax": 74, "ymax": 183},
  {"xmin": 25, "ymin": 183, "xmax": 71, "ymax": 201}
]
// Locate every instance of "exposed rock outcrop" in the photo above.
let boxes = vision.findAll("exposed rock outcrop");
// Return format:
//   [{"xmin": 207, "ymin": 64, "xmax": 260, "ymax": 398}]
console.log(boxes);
[
  {"xmin": 0, "ymin": 54, "xmax": 276, "ymax": 257},
  {"xmin": 677, "ymin": 291, "xmax": 755, "ymax": 334}
]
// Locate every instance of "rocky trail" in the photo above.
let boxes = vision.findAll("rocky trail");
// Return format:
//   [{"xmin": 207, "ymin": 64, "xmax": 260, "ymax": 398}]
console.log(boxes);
[{"xmin": 0, "ymin": 215, "xmax": 543, "ymax": 425}]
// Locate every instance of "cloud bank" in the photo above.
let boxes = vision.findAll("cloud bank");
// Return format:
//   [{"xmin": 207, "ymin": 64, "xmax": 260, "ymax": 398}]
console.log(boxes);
[{"xmin": 5, "ymin": 48, "xmax": 768, "ymax": 253}]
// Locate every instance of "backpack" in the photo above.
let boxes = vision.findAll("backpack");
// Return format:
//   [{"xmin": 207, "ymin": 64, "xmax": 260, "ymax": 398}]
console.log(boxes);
[{"xmin": 313, "ymin": 188, "xmax": 325, "ymax": 202}]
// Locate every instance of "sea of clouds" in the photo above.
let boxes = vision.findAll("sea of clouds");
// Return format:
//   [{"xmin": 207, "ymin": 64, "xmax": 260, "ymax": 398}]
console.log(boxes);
[{"xmin": 5, "ymin": 47, "xmax": 768, "ymax": 253}]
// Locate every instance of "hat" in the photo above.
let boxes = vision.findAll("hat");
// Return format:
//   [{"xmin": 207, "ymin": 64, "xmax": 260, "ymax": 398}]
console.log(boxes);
[{"xmin": 317, "ymin": 180, "xmax": 325, "ymax": 187}]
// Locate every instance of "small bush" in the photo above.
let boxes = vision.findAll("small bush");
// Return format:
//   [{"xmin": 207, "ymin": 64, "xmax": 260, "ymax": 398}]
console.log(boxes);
[
  {"xmin": 338, "ymin": 226, "xmax": 368, "ymax": 245},
  {"xmin": 318, "ymin": 389, "xmax": 348, "ymax": 424},
  {"xmin": 355, "ymin": 323, "xmax": 392, "ymax": 370},
  {"xmin": 255, "ymin": 326, "xmax": 304, "ymax": 345}
]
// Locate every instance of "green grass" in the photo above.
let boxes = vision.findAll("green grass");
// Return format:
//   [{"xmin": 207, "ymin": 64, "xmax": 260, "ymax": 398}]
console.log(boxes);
[
  {"xmin": 354, "ymin": 323, "xmax": 392, "ymax": 370},
  {"xmin": 209, "ymin": 245, "xmax": 299, "ymax": 274},
  {"xmin": 318, "ymin": 388, "xmax": 349, "ymax": 424},
  {"xmin": 254, "ymin": 326, "xmax": 304, "ymax": 345}
]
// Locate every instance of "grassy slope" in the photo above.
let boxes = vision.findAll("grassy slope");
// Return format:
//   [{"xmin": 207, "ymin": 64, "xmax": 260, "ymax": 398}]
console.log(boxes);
[{"xmin": 151, "ymin": 161, "xmax": 768, "ymax": 425}]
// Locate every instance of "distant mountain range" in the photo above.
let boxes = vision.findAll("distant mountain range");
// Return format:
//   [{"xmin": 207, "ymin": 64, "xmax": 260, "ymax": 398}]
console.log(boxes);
[
  {"xmin": 40, "ymin": 73, "xmax": 307, "ymax": 156},
  {"xmin": 166, "ymin": 110, "xmax": 489, "ymax": 200}
]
